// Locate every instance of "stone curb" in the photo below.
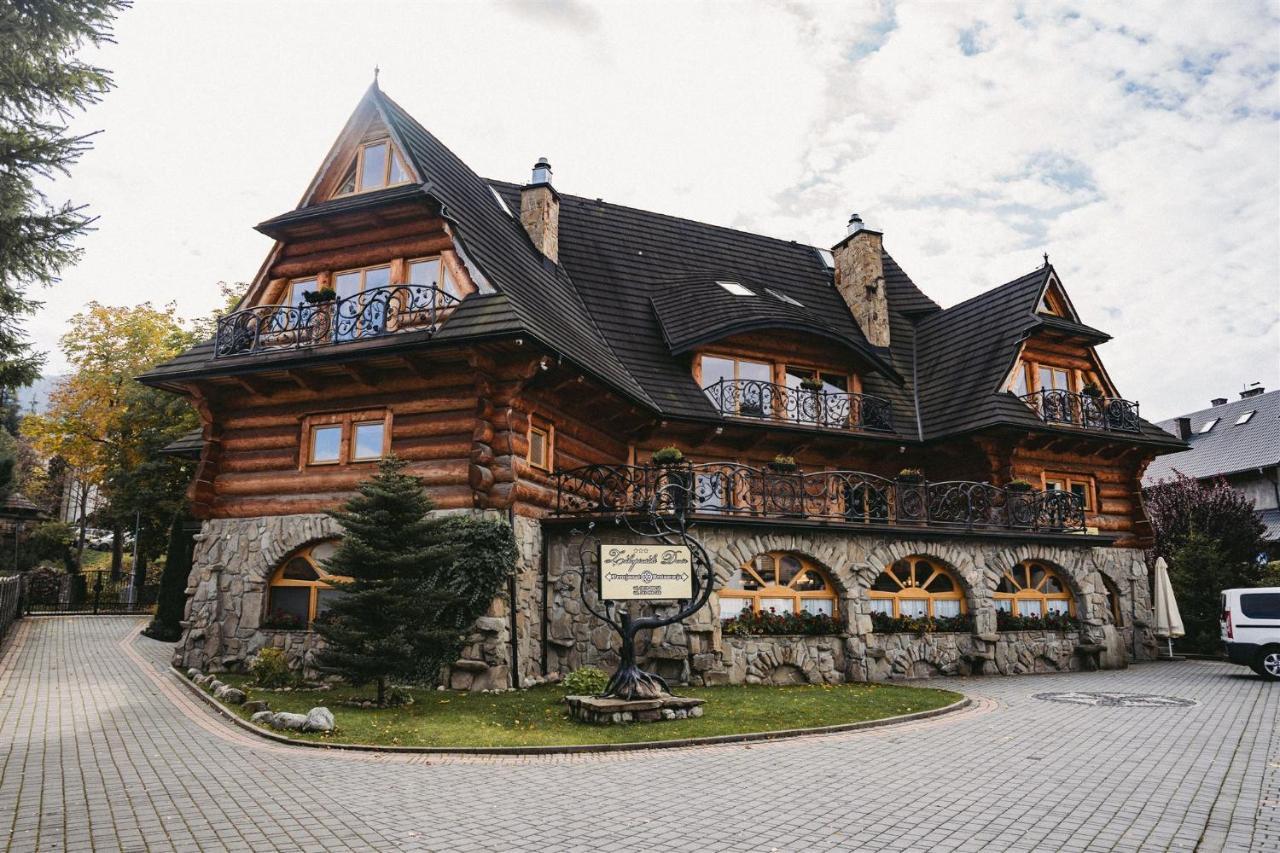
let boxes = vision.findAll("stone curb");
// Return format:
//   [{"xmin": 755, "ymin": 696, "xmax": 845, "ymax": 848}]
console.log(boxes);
[{"xmin": 170, "ymin": 664, "xmax": 972, "ymax": 756}]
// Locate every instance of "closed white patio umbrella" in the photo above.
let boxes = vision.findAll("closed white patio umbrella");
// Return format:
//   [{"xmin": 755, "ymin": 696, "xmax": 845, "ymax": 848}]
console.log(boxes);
[{"xmin": 1152, "ymin": 557, "xmax": 1185, "ymax": 658}]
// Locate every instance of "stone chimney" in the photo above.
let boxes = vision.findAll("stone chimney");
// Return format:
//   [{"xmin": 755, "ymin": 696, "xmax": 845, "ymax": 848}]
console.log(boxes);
[
  {"xmin": 831, "ymin": 213, "xmax": 890, "ymax": 348},
  {"xmin": 519, "ymin": 157, "xmax": 559, "ymax": 263},
  {"xmin": 1176, "ymin": 417, "xmax": 1192, "ymax": 440}
]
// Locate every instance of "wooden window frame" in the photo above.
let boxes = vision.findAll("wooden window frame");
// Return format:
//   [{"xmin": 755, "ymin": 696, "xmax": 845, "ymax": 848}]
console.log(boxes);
[
  {"xmin": 994, "ymin": 560, "xmax": 1075, "ymax": 617},
  {"xmin": 266, "ymin": 542, "xmax": 351, "ymax": 630},
  {"xmin": 1041, "ymin": 471, "xmax": 1095, "ymax": 512},
  {"xmin": 527, "ymin": 418, "xmax": 554, "ymax": 472},
  {"xmin": 867, "ymin": 557, "xmax": 966, "ymax": 619},
  {"xmin": 301, "ymin": 410, "xmax": 392, "ymax": 468},
  {"xmin": 719, "ymin": 552, "xmax": 838, "ymax": 618},
  {"xmin": 333, "ymin": 264, "xmax": 393, "ymax": 296},
  {"xmin": 334, "ymin": 139, "xmax": 413, "ymax": 198}
]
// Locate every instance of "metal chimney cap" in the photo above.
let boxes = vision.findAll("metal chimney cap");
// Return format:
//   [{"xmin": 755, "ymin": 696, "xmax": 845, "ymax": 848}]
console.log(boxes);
[{"xmin": 530, "ymin": 157, "xmax": 553, "ymax": 186}]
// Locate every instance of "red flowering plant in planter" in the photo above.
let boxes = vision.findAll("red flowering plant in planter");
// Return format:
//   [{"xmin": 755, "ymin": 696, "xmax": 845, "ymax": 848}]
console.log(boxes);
[
  {"xmin": 721, "ymin": 608, "xmax": 842, "ymax": 636},
  {"xmin": 995, "ymin": 610, "xmax": 1079, "ymax": 632},
  {"xmin": 870, "ymin": 611, "xmax": 974, "ymax": 634},
  {"xmin": 261, "ymin": 609, "xmax": 306, "ymax": 631}
]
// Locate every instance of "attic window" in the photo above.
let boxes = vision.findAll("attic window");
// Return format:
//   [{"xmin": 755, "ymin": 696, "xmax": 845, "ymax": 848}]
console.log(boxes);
[
  {"xmin": 490, "ymin": 186, "xmax": 514, "ymax": 217},
  {"xmin": 815, "ymin": 247, "xmax": 835, "ymax": 270},
  {"xmin": 333, "ymin": 139, "xmax": 412, "ymax": 197},
  {"xmin": 1235, "ymin": 410, "xmax": 1255, "ymax": 425},
  {"xmin": 1037, "ymin": 287, "xmax": 1067, "ymax": 317},
  {"xmin": 765, "ymin": 288, "xmax": 804, "ymax": 307},
  {"xmin": 1200, "ymin": 418, "xmax": 1219, "ymax": 433},
  {"xmin": 717, "ymin": 281, "xmax": 755, "ymax": 297}
]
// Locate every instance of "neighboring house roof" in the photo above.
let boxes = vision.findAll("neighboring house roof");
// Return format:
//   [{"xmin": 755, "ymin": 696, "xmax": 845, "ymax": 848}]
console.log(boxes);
[
  {"xmin": 1259, "ymin": 508, "xmax": 1280, "ymax": 542},
  {"xmin": 1144, "ymin": 389, "xmax": 1280, "ymax": 484},
  {"xmin": 0, "ymin": 492, "xmax": 48, "ymax": 519},
  {"xmin": 139, "ymin": 84, "xmax": 1182, "ymax": 451},
  {"xmin": 159, "ymin": 428, "xmax": 205, "ymax": 457}
]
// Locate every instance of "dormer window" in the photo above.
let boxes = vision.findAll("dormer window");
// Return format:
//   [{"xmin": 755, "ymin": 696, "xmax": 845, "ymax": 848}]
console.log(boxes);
[{"xmin": 334, "ymin": 139, "xmax": 412, "ymax": 197}]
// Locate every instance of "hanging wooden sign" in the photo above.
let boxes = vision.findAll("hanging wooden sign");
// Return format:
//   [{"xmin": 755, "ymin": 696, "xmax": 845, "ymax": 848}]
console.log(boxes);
[{"xmin": 599, "ymin": 544, "xmax": 693, "ymax": 601}]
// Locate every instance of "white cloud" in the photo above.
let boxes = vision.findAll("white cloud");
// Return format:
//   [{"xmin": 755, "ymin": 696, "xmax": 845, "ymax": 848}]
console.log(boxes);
[{"xmin": 32, "ymin": 0, "xmax": 1279, "ymax": 419}]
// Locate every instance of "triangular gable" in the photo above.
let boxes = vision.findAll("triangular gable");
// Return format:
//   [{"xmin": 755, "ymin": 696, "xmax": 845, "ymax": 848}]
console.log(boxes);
[
  {"xmin": 1034, "ymin": 268, "xmax": 1080, "ymax": 322},
  {"xmin": 298, "ymin": 82, "xmax": 421, "ymax": 208}
]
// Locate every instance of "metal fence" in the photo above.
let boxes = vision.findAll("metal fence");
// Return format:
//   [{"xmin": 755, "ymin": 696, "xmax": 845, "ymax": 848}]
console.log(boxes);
[
  {"xmin": 23, "ymin": 570, "xmax": 159, "ymax": 616},
  {"xmin": 0, "ymin": 574, "xmax": 20, "ymax": 643}
]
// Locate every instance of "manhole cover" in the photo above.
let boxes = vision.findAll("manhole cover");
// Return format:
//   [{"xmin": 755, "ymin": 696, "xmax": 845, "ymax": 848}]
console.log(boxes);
[{"xmin": 1033, "ymin": 691, "xmax": 1196, "ymax": 708}]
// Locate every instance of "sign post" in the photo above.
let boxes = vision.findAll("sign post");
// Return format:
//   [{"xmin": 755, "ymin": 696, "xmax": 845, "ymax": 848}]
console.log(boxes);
[{"xmin": 568, "ymin": 476, "xmax": 716, "ymax": 703}]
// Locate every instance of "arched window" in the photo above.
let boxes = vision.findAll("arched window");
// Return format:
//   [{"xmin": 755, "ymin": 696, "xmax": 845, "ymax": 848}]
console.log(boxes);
[
  {"xmin": 1100, "ymin": 574, "xmax": 1123, "ymax": 625},
  {"xmin": 265, "ymin": 541, "xmax": 349, "ymax": 630},
  {"xmin": 996, "ymin": 560, "xmax": 1074, "ymax": 617},
  {"xmin": 867, "ymin": 557, "xmax": 966, "ymax": 618},
  {"xmin": 720, "ymin": 553, "xmax": 837, "ymax": 619}
]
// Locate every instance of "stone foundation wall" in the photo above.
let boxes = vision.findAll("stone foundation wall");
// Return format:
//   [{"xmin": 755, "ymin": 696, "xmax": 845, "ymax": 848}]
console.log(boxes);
[
  {"xmin": 177, "ymin": 513, "xmax": 1157, "ymax": 691},
  {"xmin": 539, "ymin": 525, "xmax": 1158, "ymax": 687},
  {"xmin": 175, "ymin": 512, "xmax": 534, "ymax": 691}
]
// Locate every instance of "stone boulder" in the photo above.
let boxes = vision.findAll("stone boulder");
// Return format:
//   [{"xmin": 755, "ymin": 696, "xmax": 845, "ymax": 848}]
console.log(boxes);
[
  {"xmin": 303, "ymin": 707, "xmax": 335, "ymax": 733},
  {"xmin": 270, "ymin": 712, "xmax": 308, "ymax": 731},
  {"xmin": 249, "ymin": 710, "xmax": 273, "ymax": 726},
  {"xmin": 220, "ymin": 688, "xmax": 247, "ymax": 705},
  {"xmin": 243, "ymin": 700, "xmax": 269, "ymax": 714}
]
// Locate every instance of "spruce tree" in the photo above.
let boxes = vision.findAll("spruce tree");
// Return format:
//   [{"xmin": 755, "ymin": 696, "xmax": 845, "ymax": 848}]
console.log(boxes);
[
  {"xmin": 1, "ymin": 0, "xmax": 129, "ymax": 390},
  {"xmin": 314, "ymin": 457, "xmax": 515, "ymax": 705}
]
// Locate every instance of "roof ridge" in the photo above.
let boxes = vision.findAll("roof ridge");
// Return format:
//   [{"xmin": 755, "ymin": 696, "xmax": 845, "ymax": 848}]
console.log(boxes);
[{"xmin": 487, "ymin": 178, "xmax": 828, "ymax": 256}]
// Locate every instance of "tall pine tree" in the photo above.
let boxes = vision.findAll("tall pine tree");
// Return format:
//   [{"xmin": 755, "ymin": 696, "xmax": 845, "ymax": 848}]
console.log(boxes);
[
  {"xmin": 0, "ymin": 0, "xmax": 128, "ymax": 390},
  {"xmin": 314, "ymin": 457, "xmax": 515, "ymax": 705}
]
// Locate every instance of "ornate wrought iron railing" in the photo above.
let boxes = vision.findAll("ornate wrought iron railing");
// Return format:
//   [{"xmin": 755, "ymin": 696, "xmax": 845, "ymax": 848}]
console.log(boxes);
[
  {"xmin": 553, "ymin": 463, "xmax": 1086, "ymax": 533},
  {"xmin": 701, "ymin": 378, "xmax": 894, "ymax": 432},
  {"xmin": 214, "ymin": 284, "xmax": 462, "ymax": 358},
  {"xmin": 1019, "ymin": 389, "xmax": 1141, "ymax": 433}
]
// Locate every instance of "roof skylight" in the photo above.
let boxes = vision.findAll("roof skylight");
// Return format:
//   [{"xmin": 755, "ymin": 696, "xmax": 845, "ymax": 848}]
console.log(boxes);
[
  {"xmin": 815, "ymin": 247, "xmax": 835, "ymax": 270},
  {"xmin": 766, "ymin": 287, "xmax": 804, "ymax": 307},
  {"xmin": 1235, "ymin": 410, "xmax": 1255, "ymax": 425},
  {"xmin": 1200, "ymin": 418, "xmax": 1219, "ymax": 433},
  {"xmin": 490, "ymin": 186, "xmax": 514, "ymax": 218},
  {"xmin": 717, "ymin": 281, "xmax": 755, "ymax": 297}
]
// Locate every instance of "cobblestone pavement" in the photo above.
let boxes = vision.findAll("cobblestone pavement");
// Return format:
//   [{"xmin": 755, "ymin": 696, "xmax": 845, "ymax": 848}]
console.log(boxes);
[{"xmin": 0, "ymin": 618, "xmax": 1275, "ymax": 852}]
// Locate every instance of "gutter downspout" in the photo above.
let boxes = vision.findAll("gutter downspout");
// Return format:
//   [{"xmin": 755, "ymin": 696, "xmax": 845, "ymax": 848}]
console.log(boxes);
[{"xmin": 540, "ymin": 543, "xmax": 550, "ymax": 677}]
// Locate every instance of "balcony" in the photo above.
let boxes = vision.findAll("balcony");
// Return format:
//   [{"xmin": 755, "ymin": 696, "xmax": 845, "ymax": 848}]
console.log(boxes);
[
  {"xmin": 214, "ymin": 284, "xmax": 460, "ymax": 358},
  {"xmin": 1019, "ymin": 389, "xmax": 1141, "ymax": 433},
  {"xmin": 701, "ymin": 378, "xmax": 893, "ymax": 433},
  {"xmin": 553, "ymin": 463, "xmax": 1086, "ymax": 533}
]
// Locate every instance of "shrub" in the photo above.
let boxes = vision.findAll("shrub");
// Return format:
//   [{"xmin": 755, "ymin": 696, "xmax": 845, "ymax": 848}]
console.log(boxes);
[
  {"xmin": 721, "ymin": 609, "xmax": 842, "ymax": 636},
  {"xmin": 870, "ymin": 611, "xmax": 974, "ymax": 634},
  {"xmin": 25, "ymin": 564, "xmax": 63, "ymax": 605},
  {"xmin": 650, "ymin": 446, "xmax": 684, "ymax": 465},
  {"xmin": 248, "ymin": 647, "xmax": 293, "ymax": 688},
  {"xmin": 564, "ymin": 666, "xmax": 609, "ymax": 696}
]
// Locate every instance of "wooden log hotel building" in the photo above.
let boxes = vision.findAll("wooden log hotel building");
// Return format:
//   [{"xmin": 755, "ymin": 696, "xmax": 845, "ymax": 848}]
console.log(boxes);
[{"xmin": 141, "ymin": 83, "xmax": 1186, "ymax": 688}]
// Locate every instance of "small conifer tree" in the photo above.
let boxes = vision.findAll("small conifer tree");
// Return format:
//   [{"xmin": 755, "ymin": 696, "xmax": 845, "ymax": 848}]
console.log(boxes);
[{"xmin": 314, "ymin": 457, "xmax": 515, "ymax": 705}]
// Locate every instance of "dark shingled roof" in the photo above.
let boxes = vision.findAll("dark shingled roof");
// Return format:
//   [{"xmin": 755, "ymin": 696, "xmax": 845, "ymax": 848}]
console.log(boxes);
[
  {"xmin": 648, "ymin": 273, "xmax": 899, "ymax": 376},
  {"xmin": 1144, "ymin": 389, "xmax": 1280, "ymax": 484},
  {"xmin": 141, "ymin": 84, "xmax": 1181, "ymax": 453}
]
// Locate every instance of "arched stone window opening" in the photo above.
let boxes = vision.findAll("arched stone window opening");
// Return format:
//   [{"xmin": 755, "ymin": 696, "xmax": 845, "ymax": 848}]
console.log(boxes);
[
  {"xmin": 1100, "ymin": 574, "xmax": 1124, "ymax": 626},
  {"xmin": 995, "ymin": 560, "xmax": 1074, "ymax": 617},
  {"xmin": 265, "ymin": 540, "xmax": 349, "ymax": 630},
  {"xmin": 720, "ymin": 552, "xmax": 838, "ymax": 619},
  {"xmin": 867, "ymin": 556, "xmax": 967, "ymax": 618}
]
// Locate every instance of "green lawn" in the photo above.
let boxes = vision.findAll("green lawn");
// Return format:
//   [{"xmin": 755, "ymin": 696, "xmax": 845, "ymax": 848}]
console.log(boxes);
[{"xmin": 213, "ymin": 675, "xmax": 962, "ymax": 748}]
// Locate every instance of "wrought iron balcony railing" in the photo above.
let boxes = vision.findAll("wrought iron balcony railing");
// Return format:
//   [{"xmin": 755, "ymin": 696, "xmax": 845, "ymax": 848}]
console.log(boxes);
[
  {"xmin": 1019, "ymin": 389, "xmax": 1141, "ymax": 433},
  {"xmin": 702, "ymin": 378, "xmax": 894, "ymax": 432},
  {"xmin": 214, "ymin": 284, "xmax": 461, "ymax": 358},
  {"xmin": 553, "ymin": 462, "xmax": 1086, "ymax": 533}
]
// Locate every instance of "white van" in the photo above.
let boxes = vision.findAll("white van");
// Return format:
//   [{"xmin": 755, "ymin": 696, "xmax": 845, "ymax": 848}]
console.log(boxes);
[{"xmin": 1221, "ymin": 587, "xmax": 1280, "ymax": 681}]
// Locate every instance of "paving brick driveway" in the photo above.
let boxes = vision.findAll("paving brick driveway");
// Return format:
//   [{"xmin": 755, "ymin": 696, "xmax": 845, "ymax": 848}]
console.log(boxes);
[{"xmin": 0, "ymin": 617, "xmax": 1275, "ymax": 852}]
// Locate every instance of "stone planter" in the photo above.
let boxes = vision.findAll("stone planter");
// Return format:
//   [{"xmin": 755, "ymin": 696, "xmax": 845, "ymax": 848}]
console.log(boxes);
[
  {"xmin": 992, "ymin": 629, "xmax": 1082, "ymax": 675},
  {"xmin": 856, "ymin": 631, "xmax": 987, "ymax": 681}
]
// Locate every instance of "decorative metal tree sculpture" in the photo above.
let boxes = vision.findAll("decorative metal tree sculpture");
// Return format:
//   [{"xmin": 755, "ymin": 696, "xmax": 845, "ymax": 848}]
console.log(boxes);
[{"xmin": 568, "ymin": 476, "xmax": 716, "ymax": 700}]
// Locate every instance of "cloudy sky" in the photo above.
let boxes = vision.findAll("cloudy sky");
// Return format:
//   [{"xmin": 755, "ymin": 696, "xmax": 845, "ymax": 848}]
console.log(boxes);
[{"xmin": 34, "ymin": 0, "xmax": 1279, "ymax": 419}]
